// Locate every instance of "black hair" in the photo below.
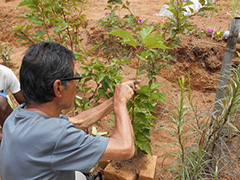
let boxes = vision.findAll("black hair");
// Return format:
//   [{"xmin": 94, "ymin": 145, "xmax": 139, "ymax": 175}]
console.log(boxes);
[{"xmin": 20, "ymin": 42, "xmax": 76, "ymax": 104}]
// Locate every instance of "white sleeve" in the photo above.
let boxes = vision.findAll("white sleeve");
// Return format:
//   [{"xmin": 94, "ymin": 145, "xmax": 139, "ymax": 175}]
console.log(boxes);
[{"xmin": 7, "ymin": 68, "xmax": 21, "ymax": 94}]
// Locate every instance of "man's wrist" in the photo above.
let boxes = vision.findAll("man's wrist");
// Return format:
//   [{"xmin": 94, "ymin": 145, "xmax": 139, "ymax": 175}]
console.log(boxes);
[{"xmin": 113, "ymin": 96, "xmax": 127, "ymax": 105}]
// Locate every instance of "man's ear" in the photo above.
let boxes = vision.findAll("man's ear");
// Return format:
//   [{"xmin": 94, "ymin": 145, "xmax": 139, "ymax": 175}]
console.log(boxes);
[{"xmin": 53, "ymin": 80, "xmax": 63, "ymax": 98}]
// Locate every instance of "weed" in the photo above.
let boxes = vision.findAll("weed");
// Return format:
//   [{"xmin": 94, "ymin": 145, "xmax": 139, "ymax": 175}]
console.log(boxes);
[
  {"xmin": 162, "ymin": 62, "xmax": 240, "ymax": 179},
  {"xmin": 0, "ymin": 42, "xmax": 12, "ymax": 66},
  {"xmin": 230, "ymin": 0, "xmax": 239, "ymax": 17}
]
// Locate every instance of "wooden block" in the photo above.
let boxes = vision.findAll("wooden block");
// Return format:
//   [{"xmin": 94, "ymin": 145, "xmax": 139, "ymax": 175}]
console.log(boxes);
[
  {"xmin": 139, "ymin": 155, "xmax": 157, "ymax": 180},
  {"xmin": 104, "ymin": 162, "xmax": 137, "ymax": 180},
  {"xmin": 98, "ymin": 160, "xmax": 110, "ymax": 170},
  {"xmin": 98, "ymin": 160, "xmax": 110, "ymax": 175}
]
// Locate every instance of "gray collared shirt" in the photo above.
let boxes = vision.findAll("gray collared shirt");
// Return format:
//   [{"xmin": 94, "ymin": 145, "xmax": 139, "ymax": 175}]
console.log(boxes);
[{"xmin": 0, "ymin": 104, "xmax": 108, "ymax": 180}]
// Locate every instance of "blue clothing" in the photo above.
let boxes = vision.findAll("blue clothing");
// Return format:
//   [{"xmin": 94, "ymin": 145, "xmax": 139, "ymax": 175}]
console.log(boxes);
[
  {"xmin": 0, "ymin": 104, "xmax": 108, "ymax": 180},
  {"xmin": 0, "ymin": 92, "xmax": 8, "ymax": 98}
]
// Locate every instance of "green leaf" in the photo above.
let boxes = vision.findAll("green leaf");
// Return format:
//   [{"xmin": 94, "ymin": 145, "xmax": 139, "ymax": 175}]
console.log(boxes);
[
  {"xmin": 140, "ymin": 26, "xmax": 153, "ymax": 41},
  {"xmin": 135, "ymin": 133, "xmax": 148, "ymax": 142},
  {"xmin": 13, "ymin": 24, "xmax": 24, "ymax": 31},
  {"xmin": 150, "ymin": 93, "xmax": 165, "ymax": 101},
  {"xmin": 236, "ymin": 51, "xmax": 240, "ymax": 58},
  {"xmin": 183, "ymin": 1, "xmax": 193, "ymax": 7},
  {"xmin": 92, "ymin": 126, "xmax": 108, "ymax": 136},
  {"xmin": 92, "ymin": 126, "xmax": 97, "ymax": 135},
  {"xmin": 146, "ymin": 114, "xmax": 158, "ymax": 121},
  {"xmin": 138, "ymin": 86, "xmax": 150, "ymax": 93},
  {"xmin": 49, "ymin": 17, "xmax": 63, "ymax": 25},
  {"xmin": 43, "ymin": 7, "xmax": 54, "ymax": 14},
  {"xmin": 97, "ymin": 132, "xmax": 108, "ymax": 136},
  {"xmin": 54, "ymin": 24, "xmax": 68, "ymax": 34},
  {"xmin": 136, "ymin": 54, "xmax": 148, "ymax": 62},
  {"xmin": 35, "ymin": 29, "xmax": 45, "ymax": 37},
  {"xmin": 107, "ymin": 0, "xmax": 122, "ymax": 4},
  {"xmin": 169, "ymin": 29, "xmax": 177, "ymax": 38},
  {"xmin": 150, "ymin": 82, "xmax": 163, "ymax": 90},
  {"xmin": 74, "ymin": 98, "xmax": 82, "ymax": 107},
  {"xmin": 107, "ymin": 120, "xmax": 115, "ymax": 125},
  {"xmin": 135, "ymin": 112, "xmax": 146, "ymax": 120},
  {"xmin": 143, "ymin": 103, "xmax": 154, "ymax": 112},
  {"xmin": 108, "ymin": 29, "xmax": 139, "ymax": 48},
  {"xmin": 142, "ymin": 129, "xmax": 151, "ymax": 139},
  {"xmin": 141, "ymin": 141, "xmax": 152, "ymax": 155},
  {"xmin": 97, "ymin": 74, "xmax": 105, "ymax": 83},
  {"xmin": 18, "ymin": 0, "xmax": 35, "ymax": 7},
  {"xmin": 143, "ymin": 35, "xmax": 168, "ymax": 49},
  {"xmin": 167, "ymin": 16, "xmax": 177, "ymax": 24},
  {"xmin": 98, "ymin": 88, "xmax": 106, "ymax": 97},
  {"xmin": 137, "ymin": 94, "xmax": 149, "ymax": 100},
  {"xmin": 7, "ymin": 95, "xmax": 16, "ymax": 109},
  {"xmin": 88, "ymin": 44, "xmax": 100, "ymax": 55}
]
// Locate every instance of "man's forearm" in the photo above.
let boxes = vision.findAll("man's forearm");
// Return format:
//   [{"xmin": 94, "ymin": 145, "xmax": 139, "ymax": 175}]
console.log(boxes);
[
  {"xmin": 69, "ymin": 97, "xmax": 113, "ymax": 129},
  {"xmin": 98, "ymin": 81, "xmax": 138, "ymax": 161},
  {"xmin": 112, "ymin": 100, "xmax": 134, "ymax": 154},
  {"xmin": 99, "ymin": 99, "xmax": 134, "ymax": 161}
]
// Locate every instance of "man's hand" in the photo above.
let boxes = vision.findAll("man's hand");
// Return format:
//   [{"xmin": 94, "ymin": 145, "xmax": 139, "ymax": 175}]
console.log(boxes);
[
  {"xmin": 114, "ymin": 80, "xmax": 141, "ymax": 104},
  {"xmin": 99, "ymin": 79, "xmax": 141, "ymax": 161}
]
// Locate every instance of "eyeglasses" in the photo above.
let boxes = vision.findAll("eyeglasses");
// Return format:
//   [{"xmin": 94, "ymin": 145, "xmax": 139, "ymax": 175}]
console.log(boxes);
[{"xmin": 60, "ymin": 72, "xmax": 82, "ymax": 83}]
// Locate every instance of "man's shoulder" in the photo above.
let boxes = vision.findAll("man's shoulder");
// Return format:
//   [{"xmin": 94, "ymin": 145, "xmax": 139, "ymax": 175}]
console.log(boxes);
[
  {"xmin": 50, "ymin": 116, "xmax": 72, "ymax": 127},
  {"xmin": 10, "ymin": 106, "xmax": 71, "ymax": 129},
  {"xmin": 6, "ymin": 107, "xmax": 73, "ymax": 142}
]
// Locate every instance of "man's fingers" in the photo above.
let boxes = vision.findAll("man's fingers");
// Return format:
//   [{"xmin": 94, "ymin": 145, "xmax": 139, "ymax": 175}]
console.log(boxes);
[
  {"xmin": 128, "ymin": 78, "xmax": 141, "ymax": 85},
  {"xmin": 134, "ymin": 79, "xmax": 141, "ymax": 85},
  {"xmin": 133, "ymin": 84, "xmax": 139, "ymax": 94},
  {"xmin": 122, "ymin": 81, "xmax": 135, "ymax": 88},
  {"xmin": 122, "ymin": 79, "xmax": 141, "ymax": 95}
]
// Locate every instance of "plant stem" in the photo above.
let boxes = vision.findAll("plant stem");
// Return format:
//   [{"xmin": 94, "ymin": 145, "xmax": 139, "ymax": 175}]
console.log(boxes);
[
  {"xmin": 59, "ymin": 3, "xmax": 73, "ymax": 50},
  {"xmin": 20, "ymin": 31, "xmax": 34, "ymax": 44},
  {"xmin": 38, "ymin": 4, "xmax": 50, "ymax": 40},
  {"xmin": 178, "ymin": 78, "xmax": 185, "ymax": 165},
  {"xmin": 122, "ymin": 1, "xmax": 135, "ymax": 18},
  {"xmin": 135, "ymin": 47, "xmax": 142, "ymax": 80}
]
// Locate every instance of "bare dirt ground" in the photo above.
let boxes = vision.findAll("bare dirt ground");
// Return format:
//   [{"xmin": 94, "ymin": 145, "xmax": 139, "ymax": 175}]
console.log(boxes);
[{"xmin": 0, "ymin": 0, "xmax": 240, "ymax": 179}]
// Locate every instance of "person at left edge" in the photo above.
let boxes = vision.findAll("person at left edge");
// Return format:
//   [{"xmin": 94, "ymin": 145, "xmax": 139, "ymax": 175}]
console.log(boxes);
[{"xmin": 0, "ymin": 64, "xmax": 24, "ymax": 145}]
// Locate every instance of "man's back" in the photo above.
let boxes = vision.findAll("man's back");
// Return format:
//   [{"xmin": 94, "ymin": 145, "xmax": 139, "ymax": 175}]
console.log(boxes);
[{"xmin": 0, "ymin": 104, "xmax": 108, "ymax": 180}]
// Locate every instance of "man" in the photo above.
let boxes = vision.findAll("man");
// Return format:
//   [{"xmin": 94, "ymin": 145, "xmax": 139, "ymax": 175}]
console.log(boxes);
[
  {"xmin": 0, "ymin": 64, "xmax": 24, "ymax": 144},
  {"xmin": 0, "ymin": 42, "xmax": 139, "ymax": 180}
]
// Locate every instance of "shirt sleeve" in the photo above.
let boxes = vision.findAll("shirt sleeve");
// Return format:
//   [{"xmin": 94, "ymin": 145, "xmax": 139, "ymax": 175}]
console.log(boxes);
[
  {"xmin": 51, "ymin": 123, "xmax": 109, "ymax": 173},
  {"xmin": 7, "ymin": 68, "xmax": 20, "ymax": 94}
]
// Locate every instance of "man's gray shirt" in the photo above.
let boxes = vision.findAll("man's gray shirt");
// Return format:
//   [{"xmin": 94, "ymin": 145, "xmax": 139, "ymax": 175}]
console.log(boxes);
[{"xmin": 0, "ymin": 104, "xmax": 108, "ymax": 180}]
